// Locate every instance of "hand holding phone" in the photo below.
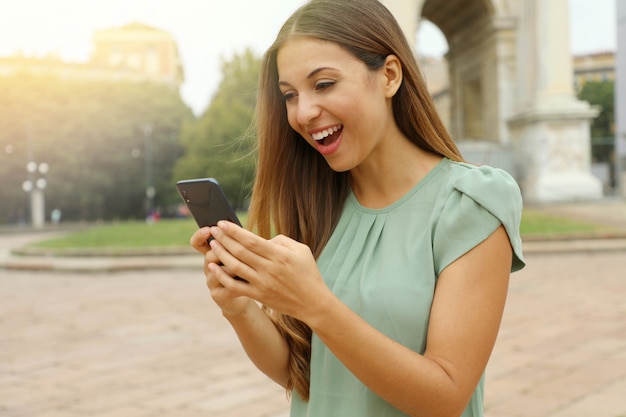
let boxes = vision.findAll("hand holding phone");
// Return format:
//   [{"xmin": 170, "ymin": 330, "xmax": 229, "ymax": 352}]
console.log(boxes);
[{"xmin": 177, "ymin": 178, "xmax": 246, "ymax": 282}]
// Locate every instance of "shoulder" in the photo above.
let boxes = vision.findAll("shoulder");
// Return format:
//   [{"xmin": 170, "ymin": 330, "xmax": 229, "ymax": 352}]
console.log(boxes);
[
  {"xmin": 439, "ymin": 160, "xmax": 522, "ymax": 199},
  {"xmin": 432, "ymin": 159, "xmax": 525, "ymax": 274}
]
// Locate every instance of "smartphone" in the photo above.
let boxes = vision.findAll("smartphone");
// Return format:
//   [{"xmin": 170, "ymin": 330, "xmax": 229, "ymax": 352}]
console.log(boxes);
[
  {"xmin": 177, "ymin": 178, "xmax": 246, "ymax": 282},
  {"xmin": 176, "ymin": 178, "xmax": 241, "ymax": 228}
]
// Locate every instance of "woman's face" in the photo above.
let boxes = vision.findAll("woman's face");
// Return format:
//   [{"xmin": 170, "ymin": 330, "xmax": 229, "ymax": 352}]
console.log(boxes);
[{"xmin": 276, "ymin": 37, "xmax": 399, "ymax": 173}]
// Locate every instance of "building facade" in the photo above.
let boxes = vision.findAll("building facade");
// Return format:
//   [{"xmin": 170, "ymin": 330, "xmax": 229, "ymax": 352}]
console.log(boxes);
[
  {"xmin": 0, "ymin": 23, "xmax": 183, "ymax": 88},
  {"xmin": 90, "ymin": 22, "xmax": 183, "ymax": 87},
  {"xmin": 574, "ymin": 51, "xmax": 616, "ymax": 92}
]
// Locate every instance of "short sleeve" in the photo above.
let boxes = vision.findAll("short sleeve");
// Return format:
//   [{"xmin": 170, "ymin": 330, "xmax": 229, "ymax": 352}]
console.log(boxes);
[{"xmin": 432, "ymin": 165, "xmax": 525, "ymax": 275}]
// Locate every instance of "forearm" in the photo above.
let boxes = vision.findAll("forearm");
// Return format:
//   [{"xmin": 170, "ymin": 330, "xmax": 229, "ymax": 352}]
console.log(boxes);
[{"xmin": 224, "ymin": 300, "xmax": 291, "ymax": 388}]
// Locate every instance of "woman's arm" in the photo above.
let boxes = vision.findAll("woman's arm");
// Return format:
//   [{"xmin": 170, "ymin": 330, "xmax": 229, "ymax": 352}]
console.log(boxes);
[
  {"xmin": 220, "ymin": 297, "xmax": 291, "ymax": 389},
  {"xmin": 307, "ymin": 226, "xmax": 511, "ymax": 417},
  {"xmin": 190, "ymin": 227, "xmax": 291, "ymax": 388},
  {"xmin": 209, "ymin": 222, "xmax": 512, "ymax": 417}
]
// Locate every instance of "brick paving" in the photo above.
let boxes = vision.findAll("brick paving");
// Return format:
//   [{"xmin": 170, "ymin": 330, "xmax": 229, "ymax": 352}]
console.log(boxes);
[
  {"xmin": 1, "ymin": 226, "xmax": 626, "ymax": 416},
  {"xmin": 484, "ymin": 250, "xmax": 626, "ymax": 417},
  {"xmin": 0, "ymin": 265, "xmax": 290, "ymax": 417}
]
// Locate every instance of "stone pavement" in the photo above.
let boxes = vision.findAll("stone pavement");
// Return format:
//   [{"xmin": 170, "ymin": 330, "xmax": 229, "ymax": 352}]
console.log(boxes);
[
  {"xmin": 0, "ymin": 268, "xmax": 289, "ymax": 417},
  {"xmin": 485, "ymin": 251, "xmax": 626, "ymax": 417},
  {"xmin": 1, "ymin": 200, "xmax": 625, "ymax": 417}
]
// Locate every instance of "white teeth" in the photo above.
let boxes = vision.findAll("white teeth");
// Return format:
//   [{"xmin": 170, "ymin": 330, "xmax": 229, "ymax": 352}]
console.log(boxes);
[{"xmin": 312, "ymin": 125, "xmax": 342, "ymax": 141}]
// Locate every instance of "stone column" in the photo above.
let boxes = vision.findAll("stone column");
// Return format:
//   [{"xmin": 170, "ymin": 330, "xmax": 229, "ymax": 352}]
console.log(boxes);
[
  {"xmin": 617, "ymin": 1, "xmax": 626, "ymax": 195},
  {"xmin": 509, "ymin": 0, "xmax": 602, "ymax": 203}
]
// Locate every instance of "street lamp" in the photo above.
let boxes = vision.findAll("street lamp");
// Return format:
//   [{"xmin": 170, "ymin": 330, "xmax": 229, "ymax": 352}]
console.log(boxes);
[
  {"xmin": 22, "ymin": 161, "xmax": 49, "ymax": 228},
  {"xmin": 140, "ymin": 123, "xmax": 155, "ymax": 220}
]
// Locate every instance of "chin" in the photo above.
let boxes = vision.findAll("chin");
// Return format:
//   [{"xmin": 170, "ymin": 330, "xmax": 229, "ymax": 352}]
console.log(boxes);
[{"xmin": 324, "ymin": 158, "xmax": 354, "ymax": 173}]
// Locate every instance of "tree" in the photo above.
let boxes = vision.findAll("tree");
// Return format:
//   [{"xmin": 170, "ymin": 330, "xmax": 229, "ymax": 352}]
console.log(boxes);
[
  {"xmin": 0, "ymin": 73, "xmax": 194, "ymax": 223},
  {"xmin": 577, "ymin": 80, "xmax": 616, "ymax": 188},
  {"xmin": 578, "ymin": 80, "xmax": 615, "ymax": 139},
  {"xmin": 173, "ymin": 49, "xmax": 260, "ymax": 209}
]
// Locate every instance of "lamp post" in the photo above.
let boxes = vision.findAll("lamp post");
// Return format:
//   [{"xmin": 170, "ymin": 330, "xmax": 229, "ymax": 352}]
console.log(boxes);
[
  {"xmin": 22, "ymin": 161, "xmax": 49, "ymax": 229},
  {"xmin": 143, "ymin": 125, "xmax": 154, "ymax": 212},
  {"xmin": 140, "ymin": 123, "xmax": 155, "ymax": 220},
  {"xmin": 132, "ymin": 124, "xmax": 156, "ymax": 220}
]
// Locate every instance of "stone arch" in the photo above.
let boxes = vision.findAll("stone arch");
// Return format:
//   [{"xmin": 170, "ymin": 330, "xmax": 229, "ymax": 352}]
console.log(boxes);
[
  {"xmin": 381, "ymin": 0, "xmax": 602, "ymax": 203},
  {"xmin": 420, "ymin": 0, "xmax": 509, "ymax": 145}
]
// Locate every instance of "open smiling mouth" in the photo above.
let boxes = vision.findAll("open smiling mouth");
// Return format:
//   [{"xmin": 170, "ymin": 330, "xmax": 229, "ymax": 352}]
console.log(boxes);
[{"xmin": 311, "ymin": 125, "xmax": 343, "ymax": 146}]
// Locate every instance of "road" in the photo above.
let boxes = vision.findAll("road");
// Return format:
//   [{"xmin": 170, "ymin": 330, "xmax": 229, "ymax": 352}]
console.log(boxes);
[{"xmin": 1, "ymin": 231, "xmax": 625, "ymax": 417}]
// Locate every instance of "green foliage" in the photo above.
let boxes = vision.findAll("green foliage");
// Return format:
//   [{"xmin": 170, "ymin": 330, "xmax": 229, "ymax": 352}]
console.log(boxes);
[
  {"xmin": 0, "ymin": 73, "xmax": 194, "ymax": 223},
  {"xmin": 577, "ymin": 80, "xmax": 615, "ymax": 139},
  {"xmin": 577, "ymin": 80, "xmax": 616, "ymax": 185},
  {"xmin": 173, "ymin": 49, "xmax": 260, "ymax": 209}
]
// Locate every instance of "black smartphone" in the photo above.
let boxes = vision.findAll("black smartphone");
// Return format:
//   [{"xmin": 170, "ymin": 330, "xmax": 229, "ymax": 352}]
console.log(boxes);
[
  {"xmin": 176, "ymin": 178, "xmax": 241, "ymax": 228},
  {"xmin": 177, "ymin": 178, "xmax": 246, "ymax": 282}
]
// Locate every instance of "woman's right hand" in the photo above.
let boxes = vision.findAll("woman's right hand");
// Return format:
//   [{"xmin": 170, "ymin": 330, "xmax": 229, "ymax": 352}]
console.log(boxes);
[{"xmin": 190, "ymin": 227, "xmax": 252, "ymax": 317}]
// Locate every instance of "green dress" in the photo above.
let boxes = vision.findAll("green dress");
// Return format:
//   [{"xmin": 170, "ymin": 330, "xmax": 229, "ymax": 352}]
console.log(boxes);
[{"xmin": 290, "ymin": 158, "xmax": 525, "ymax": 417}]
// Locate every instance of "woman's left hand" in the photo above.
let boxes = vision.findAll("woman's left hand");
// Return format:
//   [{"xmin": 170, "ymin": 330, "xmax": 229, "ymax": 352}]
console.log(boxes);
[{"xmin": 207, "ymin": 221, "xmax": 330, "ymax": 321}]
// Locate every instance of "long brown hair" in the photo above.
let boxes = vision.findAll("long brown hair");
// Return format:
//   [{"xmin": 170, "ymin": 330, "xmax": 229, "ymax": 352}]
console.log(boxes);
[{"xmin": 247, "ymin": 0, "xmax": 462, "ymax": 400}]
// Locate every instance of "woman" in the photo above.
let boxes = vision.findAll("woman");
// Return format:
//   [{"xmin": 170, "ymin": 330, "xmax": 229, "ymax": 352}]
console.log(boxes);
[{"xmin": 190, "ymin": 0, "xmax": 525, "ymax": 416}]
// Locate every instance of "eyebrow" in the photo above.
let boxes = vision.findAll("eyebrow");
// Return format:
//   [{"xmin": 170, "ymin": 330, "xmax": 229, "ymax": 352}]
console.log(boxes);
[{"xmin": 278, "ymin": 67, "xmax": 338, "ymax": 87}]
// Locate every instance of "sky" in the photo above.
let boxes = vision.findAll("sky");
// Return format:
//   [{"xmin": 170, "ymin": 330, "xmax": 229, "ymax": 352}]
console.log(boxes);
[{"xmin": 0, "ymin": 0, "xmax": 617, "ymax": 116}]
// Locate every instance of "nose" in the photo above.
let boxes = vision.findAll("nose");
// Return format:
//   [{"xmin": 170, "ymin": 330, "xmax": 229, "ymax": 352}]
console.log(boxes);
[{"xmin": 295, "ymin": 93, "xmax": 322, "ymax": 126}]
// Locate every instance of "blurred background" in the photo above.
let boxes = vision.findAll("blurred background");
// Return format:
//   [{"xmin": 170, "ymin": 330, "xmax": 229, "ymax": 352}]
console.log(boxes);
[{"xmin": 0, "ymin": 0, "xmax": 619, "ymax": 227}]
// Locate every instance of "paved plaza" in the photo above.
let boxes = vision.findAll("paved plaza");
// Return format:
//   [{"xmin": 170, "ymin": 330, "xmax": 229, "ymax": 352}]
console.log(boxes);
[{"xmin": 1, "ymin": 229, "xmax": 625, "ymax": 416}]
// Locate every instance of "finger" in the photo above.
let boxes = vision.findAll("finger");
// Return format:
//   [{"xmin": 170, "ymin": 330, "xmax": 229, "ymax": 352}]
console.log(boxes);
[
  {"xmin": 204, "ymin": 248, "xmax": 219, "ymax": 265},
  {"xmin": 205, "ymin": 253, "xmax": 240, "ymax": 284},
  {"xmin": 208, "ymin": 262, "xmax": 249, "ymax": 293},
  {"xmin": 190, "ymin": 227, "xmax": 212, "ymax": 254},
  {"xmin": 205, "ymin": 259, "xmax": 239, "ymax": 288},
  {"xmin": 205, "ymin": 263, "xmax": 234, "ymax": 302},
  {"xmin": 211, "ymin": 222, "xmax": 275, "ymax": 268},
  {"xmin": 269, "ymin": 233, "xmax": 302, "ymax": 250},
  {"xmin": 205, "ymin": 262, "xmax": 222, "ymax": 290},
  {"xmin": 208, "ymin": 237, "xmax": 258, "ymax": 283}
]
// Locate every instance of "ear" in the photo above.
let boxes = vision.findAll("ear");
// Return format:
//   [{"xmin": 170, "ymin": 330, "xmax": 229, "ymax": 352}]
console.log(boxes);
[{"xmin": 382, "ymin": 54, "xmax": 403, "ymax": 98}]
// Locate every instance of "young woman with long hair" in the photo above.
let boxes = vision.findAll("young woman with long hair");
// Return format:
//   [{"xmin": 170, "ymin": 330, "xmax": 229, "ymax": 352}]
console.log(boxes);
[{"xmin": 190, "ymin": 1, "xmax": 525, "ymax": 416}]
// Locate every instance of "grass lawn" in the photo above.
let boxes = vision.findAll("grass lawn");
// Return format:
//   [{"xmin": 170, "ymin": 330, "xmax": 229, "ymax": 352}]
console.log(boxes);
[
  {"xmin": 519, "ymin": 209, "xmax": 608, "ymax": 235},
  {"xmin": 29, "ymin": 210, "xmax": 607, "ymax": 251},
  {"xmin": 30, "ymin": 214, "xmax": 248, "ymax": 250},
  {"xmin": 30, "ymin": 218, "xmax": 198, "ymax": 249}
]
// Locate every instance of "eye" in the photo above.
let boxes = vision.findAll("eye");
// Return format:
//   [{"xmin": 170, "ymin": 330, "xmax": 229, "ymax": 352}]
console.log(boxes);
[
  {"xmin": 281, "ymin": 91, "xmax": 298, "ymax": 102},
  {"xmin": 315, "ymin": 80, "xmax": 335, "ymax": 91}
]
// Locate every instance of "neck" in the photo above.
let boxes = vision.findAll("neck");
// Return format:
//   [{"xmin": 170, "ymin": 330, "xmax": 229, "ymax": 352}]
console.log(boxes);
[{"xmin": 350, "ymin": 139, "xmax": 442, "ymax": 209}]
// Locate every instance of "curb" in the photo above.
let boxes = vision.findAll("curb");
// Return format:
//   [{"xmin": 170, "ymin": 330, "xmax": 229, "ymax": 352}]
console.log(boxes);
[
  {"xmin": 522, "ymin": 237, "xmax": 626, "ymax": 255},
  {"xmin": 0, "ymin": 254, "xmax": 201, "ymax": 273}
]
